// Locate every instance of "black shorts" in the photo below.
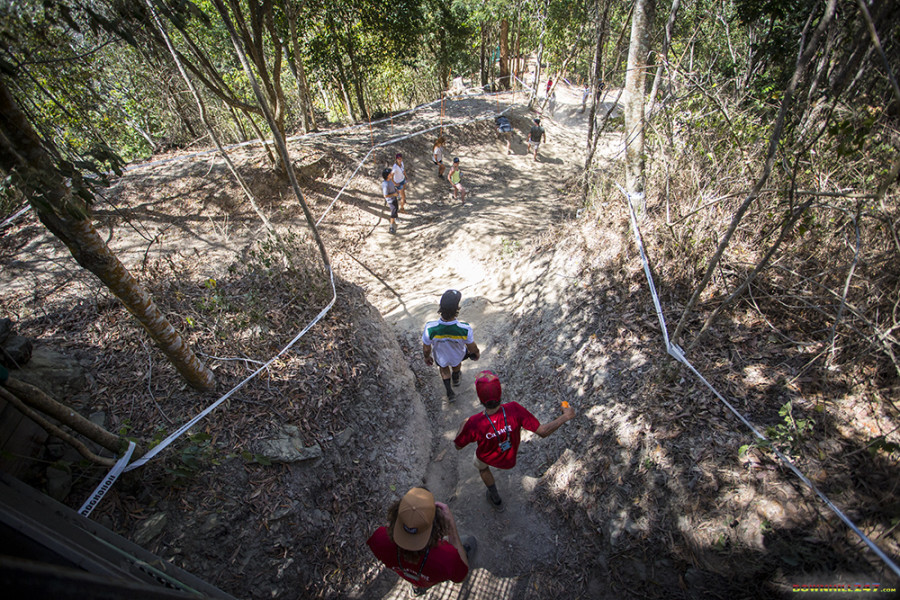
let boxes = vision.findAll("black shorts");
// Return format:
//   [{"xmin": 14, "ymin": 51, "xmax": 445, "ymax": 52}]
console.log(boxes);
[{"xmin": 387, "ymin": 198, "xmax": 399, "ymax": 219}]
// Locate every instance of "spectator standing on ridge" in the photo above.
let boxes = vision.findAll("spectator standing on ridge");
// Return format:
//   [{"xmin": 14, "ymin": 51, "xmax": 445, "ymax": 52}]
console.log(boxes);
[
  {"xmin": 381, "ymin": 168, "xmax": 399, "ymax": 234},
  {"xmin": 447, "ymin": 157, "xmax": 467, "ymax": 203},
  {"xmin": 546, "ymin": 77, "xmax": 553, "ymax": 98},
  {"xmin": 391, "ymin": 152, "xmax": 409, "ymax": 212},
  {"xmin": 432, "ymin": 136, "xmax": 446, "ymax": 178},
  {"xmin": 454, "ymin": 370, "xmax": 575, "ymax": 511},
  {"xmin": 581, "ymin": 84, "xmax": 590, "ymax": 113},
  {"xmin": 422, "ymin": 289, "xmax": 480, "ymax": 401},
  {"xmin": 527, "ymin": 118, "xmax": 546, "ymax": 161},
  {"xmin": 367, "ymin": 487, "xmax": 475, "ymax": 596},
  {"xmin": 496, "ymin": 116, "xmax": 512, "ymax": 154}
]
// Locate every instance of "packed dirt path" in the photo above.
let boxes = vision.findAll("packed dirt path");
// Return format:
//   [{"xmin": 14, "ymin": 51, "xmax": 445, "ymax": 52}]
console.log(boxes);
[{"xmin": 322, "ymin": 84, "xmax": 620, "ymax": 599}]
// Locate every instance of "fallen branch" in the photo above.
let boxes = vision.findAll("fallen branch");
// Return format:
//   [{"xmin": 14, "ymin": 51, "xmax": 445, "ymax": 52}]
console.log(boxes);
[
  {"xmin": 0, "ymin": 386, "xmax": 116, "ymax": 467},
  {"xmin": 4, "ymin": 377, "xmax": 133, "ymax": 456}
]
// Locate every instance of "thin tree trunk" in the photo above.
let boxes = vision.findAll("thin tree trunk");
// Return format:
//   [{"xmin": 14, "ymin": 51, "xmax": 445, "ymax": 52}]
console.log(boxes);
[
  {"xmin": 529, "ymin": 0, "xmax": 550, "ymax": 109},
  {"xmin": 343, "ymin": 25, "xmax": 368, "ymax": 120},
  {"xmin": 671, "ymin": 0, "xmax": 838, "ymax": 346},
  {"xmin": 146, "ymin": 0, "xmax": 290, "ymax": 267},
  {"xmin": 648, "ymin": 0, "xmax": 680, "ymax": 115},
  {"xmin": 499, "ymin": 19, "xmax": 511, "ymax": 90},
  {"xmin": 215, "ymin": 0, "xmax": 332, "ymax": 273},
  {"xmin": 284, "ymin": 0, "xmax": 318, "ymax": 133},
  {"xmin": 243, "ymin": 108, "xmax": 277, "ymax": 166},
  {"xmin": 480, "ymin": 24, "xmax": 488, "ymax": 89},
  {"xmin": 623, "ymin": 0, "xmax": 656, "ymax": 211},
  {"xmin": 335, "ymin": 65, "xmax": 356, "ymax": 121},
  {"xmin": 0, "ymin": 81, "xmax": 216, "ymax": 391},
  {"xmin": 227, "ymin": 102, "xmax": 249, "ymax": 142},
  {"xmin": 583, "ymin": 0, "xmax": 612, "ymax": 197}
]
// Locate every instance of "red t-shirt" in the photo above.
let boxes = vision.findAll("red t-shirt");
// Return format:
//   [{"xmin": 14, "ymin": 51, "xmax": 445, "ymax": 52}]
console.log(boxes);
[
  {"xmin": 454, "ymin": 401, "xmax": 540, "ymax": 469},
  {"xmin": 366, "ymin": 527, "xmax": 468, "ymax": 588}
]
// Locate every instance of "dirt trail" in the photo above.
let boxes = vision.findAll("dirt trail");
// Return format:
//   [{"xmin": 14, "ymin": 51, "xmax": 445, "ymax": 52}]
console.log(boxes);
[{"xmin": 327, "ymin": 85, "xmax": 618, "ymax": 599}]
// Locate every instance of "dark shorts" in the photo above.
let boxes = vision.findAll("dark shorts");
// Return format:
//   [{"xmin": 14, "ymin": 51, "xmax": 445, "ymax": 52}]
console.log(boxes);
[
  {"xmin": 395, "ymin": 180, "xmax": 406, "ymax": 190},
  {"xmin": 387, "ymin": 198, "xmax": 398, "ymax": 219},
  {"xmin": 432, "ymin": 158, "xmax": 442, "ymax": 165}
]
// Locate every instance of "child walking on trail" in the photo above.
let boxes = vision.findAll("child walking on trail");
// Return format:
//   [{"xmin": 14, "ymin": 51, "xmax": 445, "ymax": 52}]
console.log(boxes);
[
  {"xmin": 391, "ymin": 153, "xmax": 409, "ymax": 212},
  {"xmin": 527, "ymin": 118, "xmax": 546, "ymax": 161},
  {"xmin": 432, "ymin": 137, "xmax": 446, "ymax": 178},
  {"xmin": 422, "ymin": 289, "xmax": 480, "ymax": 402},
  {"xmin": 381, "ymin": 168, "xmax": 399, "ymax": 234},
  {"xmin": 447, "ymin": 157, "xmax": 466, "ymax": 203},
  {"xmin": 454, "ymin": 370, "xmax": 575, "ymax": 511}
]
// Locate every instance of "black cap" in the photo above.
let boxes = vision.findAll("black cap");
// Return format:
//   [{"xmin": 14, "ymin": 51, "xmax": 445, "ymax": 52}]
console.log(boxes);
[
  {"xmin": 534, "ymin": 118, "xmax": 541, "ymax": 124},
  {"xmin": 440, "ymin": 289, "xmax": 461, "ymax": 315},
  {"xmin": 382, "ymin": 168, "xmax": 391, "ymax": 179},
  {"xmin": 453, "ymin": 157, "xmax": 460, "ymax": 163}
]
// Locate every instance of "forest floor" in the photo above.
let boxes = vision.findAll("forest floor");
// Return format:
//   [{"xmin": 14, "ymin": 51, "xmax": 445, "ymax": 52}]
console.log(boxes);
[{"xmin": 2, "ymin": 81, "xmax": 899, "ymax": 599}]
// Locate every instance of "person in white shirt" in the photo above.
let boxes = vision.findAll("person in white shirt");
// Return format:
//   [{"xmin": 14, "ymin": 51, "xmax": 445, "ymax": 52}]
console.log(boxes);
[{"xmin": 391, "ymin": 153, "xmax": 409, "ymax": 212}]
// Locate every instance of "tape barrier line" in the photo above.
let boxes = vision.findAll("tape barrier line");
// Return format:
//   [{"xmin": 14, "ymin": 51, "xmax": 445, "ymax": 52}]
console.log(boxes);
[
  {"xmin": 125, "ymin": 84, "xmax": 501, "ymax": 173},
  {"xmin": 78, "ymin": 87, "xmax": 514, "ymax": 512},
  {"xmin": 78, "ymin": 440, "xmax": 135, "ymax": 517},
  {"xmin": 123, "ymin": 266, "xmax": 336, "ymax": 473},
  {"xmin": 617, "ymin": 184, "xmax": 900, "ymax": 579}
]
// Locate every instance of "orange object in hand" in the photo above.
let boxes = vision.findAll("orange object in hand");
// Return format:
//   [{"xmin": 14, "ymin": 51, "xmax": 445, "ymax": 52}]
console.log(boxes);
[{"xmin": 561, "ymin": 401, "xmax": 570, "ymax": 408}]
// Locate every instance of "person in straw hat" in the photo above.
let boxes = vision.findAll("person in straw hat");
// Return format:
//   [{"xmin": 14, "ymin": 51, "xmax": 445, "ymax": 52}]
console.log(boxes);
[{"xmin": 367, "ymin": 487, "xmax": 476, "ymax": 595}]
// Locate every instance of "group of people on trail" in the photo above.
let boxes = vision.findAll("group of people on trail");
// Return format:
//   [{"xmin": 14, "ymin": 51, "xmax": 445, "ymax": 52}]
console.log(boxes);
[
  {"xmin": 379, "ymin": 104, "xmax": 554, "ymax": 233},
  {"xmin": 368, "ymin": 289, "xmax": 576, "ymax": 595}
]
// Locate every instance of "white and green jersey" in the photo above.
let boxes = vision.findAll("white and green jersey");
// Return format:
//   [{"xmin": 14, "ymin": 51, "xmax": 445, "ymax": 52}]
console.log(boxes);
[{"xmin": 422, "ymin": 319, "xmax": 474, "ymax": 367}]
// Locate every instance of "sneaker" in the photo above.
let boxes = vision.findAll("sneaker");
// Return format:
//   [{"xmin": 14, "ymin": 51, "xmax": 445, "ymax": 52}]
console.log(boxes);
[
  {"xmin": 462, "ymin": 536, "xmax": 478, "ymax": 561},
  {"xmin": 485, "ymin": 488, "xmax": 504, "ymax": 512},
  {"xmin": 451, "ymin": 371, "xmax": 461, "ymax": 387},
  {"xmin": 389, "ymin": 225, "xmax": 396, "ymax": 234},
  {"xmin": 447, "ymin": 388, "xmax": 456, "ymax": 402}
]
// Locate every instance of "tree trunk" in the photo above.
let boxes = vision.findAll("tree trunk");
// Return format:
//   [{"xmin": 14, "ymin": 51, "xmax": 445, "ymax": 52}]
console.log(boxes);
[
  {"xmin": 529, "ymin": 0, "xmax": 550, "ymax": 110},
  {"xmin": 623, "ymin": 0, "xmax": 656, "ymax": 211},
  {"xmin": 343, "ymin": 27, "xmax": 368, "ymax": 121},
  {"xmin": 335, "ymin": 64, "xmax": 356, "ymax": 121},
  {"xmin": 217, "ymin": 0, "xmax": 288, "ymax": 175},
  {"xmin": 284, "ymin": 0, "xmax": 318, "ymax": 133},
  {"xmin": 243, "ymin": 108, "xmax": 277, "ymax": 167},
  {"xmin": 499, "ymin": 19, "xmax": 511, "ymax": 90},
  {"xmin": 480, "ymin": 23, "xmax": 489, "ymax": 89},
  {"xmin": 583, "ymin": 0, "xmax": 612, "ymax": 196},
  {"xmin": 227, "ymin": 102, "xmax": 249, "ymax": 142},
  {"xmin": 648, "ymin": 0, "xmax": 680, "ymax": 115},
  {"xmin": 0, "ymin": 81, "xmax": 216, "ymax": 391}
]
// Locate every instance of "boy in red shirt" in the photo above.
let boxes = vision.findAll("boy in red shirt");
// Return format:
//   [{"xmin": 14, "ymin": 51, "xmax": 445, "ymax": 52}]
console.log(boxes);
[
  {"xmin": 367, "ymin": 488, "xmax": 475, "ymax": 595},
  {"xmin": 454, "ymin": 370, "xmax": 575, "ymax": 511}
]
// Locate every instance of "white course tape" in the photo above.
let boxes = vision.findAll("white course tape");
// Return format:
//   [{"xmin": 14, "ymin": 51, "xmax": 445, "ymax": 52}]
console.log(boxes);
[
  {"xmin": 123, "ymin": 266, "xmax": 336, "ymax": 472},
  {"xmin": 79, "ymin": 440, "xmax": 135, "ymax": 518},
  {"xmin": 80, "ymin": 85, "xmax": 514, "ymax": 512},
  {"xmin": 617, "ymin": 184, "xmax": 900, "ymax": 579}
]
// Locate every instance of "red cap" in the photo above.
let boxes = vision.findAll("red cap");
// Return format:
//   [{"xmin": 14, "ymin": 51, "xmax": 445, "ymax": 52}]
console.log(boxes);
[{"xmin": 475, "ymin": 370, "xmax": 502, "ymax": 404}]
